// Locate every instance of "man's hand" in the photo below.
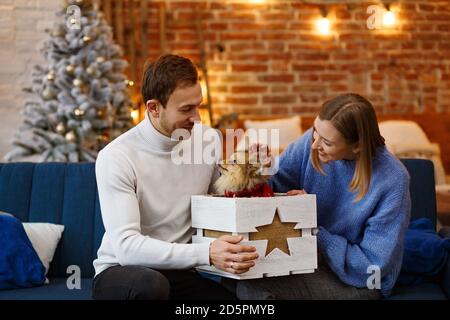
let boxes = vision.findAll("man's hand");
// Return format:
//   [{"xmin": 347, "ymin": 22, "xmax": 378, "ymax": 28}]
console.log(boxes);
[{"xmin": 209, "ymin": 235, "xmax": 259, "ymax": 274}]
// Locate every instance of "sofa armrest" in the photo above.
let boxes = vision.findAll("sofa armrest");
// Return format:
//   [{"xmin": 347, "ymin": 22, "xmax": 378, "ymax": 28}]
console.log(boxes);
[
  {"xmin": 438, "ymin": 226, "xmax": 450, "ymax": 298},
  {"xmin": 441, "ymin": 250, "xmax": 450, "ymax": 298},
  {"xmin": 438, "ymin": 226, "xmax": 450, "ymax": 238}
]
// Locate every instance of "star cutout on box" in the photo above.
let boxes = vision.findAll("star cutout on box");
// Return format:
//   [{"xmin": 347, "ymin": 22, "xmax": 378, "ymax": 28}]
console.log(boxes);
[{"xmin": 249, "ymin": 210, "xmax": 301, "ymax": 256}]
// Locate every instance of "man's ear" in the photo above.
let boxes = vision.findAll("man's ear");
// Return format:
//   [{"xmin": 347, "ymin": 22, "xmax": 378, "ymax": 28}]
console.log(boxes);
[{"xmin": 146, "ymin": 99, "xmax": 160, "ymax": 118}]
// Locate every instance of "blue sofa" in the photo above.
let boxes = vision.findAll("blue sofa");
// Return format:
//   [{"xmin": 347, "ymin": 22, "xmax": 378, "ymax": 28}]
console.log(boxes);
[
  {"xmin": 0, "ymin": 162, "xmax": 101, "ymax": 300},
  {"xmin": 0, "ymin": 159, "xmax": 448, "ymax": 300}
]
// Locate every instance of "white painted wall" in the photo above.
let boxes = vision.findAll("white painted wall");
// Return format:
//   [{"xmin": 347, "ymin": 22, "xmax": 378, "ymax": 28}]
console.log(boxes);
[{"xmin": 0, "ymin": 0, "xmax": 61, "ymax": 160}]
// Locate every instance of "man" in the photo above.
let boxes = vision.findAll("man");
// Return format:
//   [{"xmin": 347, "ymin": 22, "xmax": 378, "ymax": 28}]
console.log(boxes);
[{"xmin": 92, "ymin": 54, "xmax": 258, "ymax": 300}]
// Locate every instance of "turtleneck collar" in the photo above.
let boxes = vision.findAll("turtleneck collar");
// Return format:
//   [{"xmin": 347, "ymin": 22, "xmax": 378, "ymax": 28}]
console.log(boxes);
[{"xmin": 137, "ymin": 111, "xmax": 181, "ymax": 152}]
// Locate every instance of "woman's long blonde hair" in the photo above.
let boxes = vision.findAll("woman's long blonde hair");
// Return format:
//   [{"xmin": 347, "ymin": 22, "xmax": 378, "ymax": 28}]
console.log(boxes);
[{"xmin": 311, "ymin": 93, "xmax": 385, "ymax": 201}]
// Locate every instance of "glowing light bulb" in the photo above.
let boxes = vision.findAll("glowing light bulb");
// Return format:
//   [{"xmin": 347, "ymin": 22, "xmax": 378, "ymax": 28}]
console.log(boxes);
[
  {"xmin": 317, "ymin": 17, "xmax": 330, "ymax": 35},
  {"xmin": 383, "ymin": 10, "xmax": 396, "ymax": 27},
  {"xmin": 131, "ymin": 110, "xmax": 139, "ymax": 123},
  {"xmin": 198, "ymin": 108, "xmax": 211, "ymax": 126},
  {"xmin": 200, "ymin": 81, "xmax": 208, "ymax": 99}
]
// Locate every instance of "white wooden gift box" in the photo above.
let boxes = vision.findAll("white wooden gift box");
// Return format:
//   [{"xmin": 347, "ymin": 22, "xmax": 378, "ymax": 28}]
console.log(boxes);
[{"xmin": 191, "ymin": 194, "xmax": 318, "ymax": 280}]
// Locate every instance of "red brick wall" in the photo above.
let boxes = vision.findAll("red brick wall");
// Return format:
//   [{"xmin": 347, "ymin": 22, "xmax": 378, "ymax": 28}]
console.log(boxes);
[{"xmin": 123, "ymin": 0, "xmax": 450, "ymax": 122}]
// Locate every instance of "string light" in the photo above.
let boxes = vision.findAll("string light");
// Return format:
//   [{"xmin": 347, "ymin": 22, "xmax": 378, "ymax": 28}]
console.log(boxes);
[
  {"xmin": 130, "ymin": 109, "xmax": 139, "ymax": 123},
  {"xmin": 198, "ymin": 108, "xmax": 211, "ymax": 127},
  {"xmin": 199, "ymin": 78, "xmax": 208, "ymax": 103},
  {"xmin": 74, "ymin": 108, "xmax": 85, "ymax": 117}
]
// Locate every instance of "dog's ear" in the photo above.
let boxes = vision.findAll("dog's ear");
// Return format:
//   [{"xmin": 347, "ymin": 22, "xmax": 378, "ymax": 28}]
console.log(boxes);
[
  {"xmin": 246, "ymin": 164, "xmax": 260, "ymax": 177},
  {"xmin": 217, "ymin": 163, "xmax": 228, "ymax": 174}
]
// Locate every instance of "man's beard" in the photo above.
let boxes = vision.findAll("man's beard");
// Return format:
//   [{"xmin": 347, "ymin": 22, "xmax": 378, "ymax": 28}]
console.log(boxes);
[{"xmin": 158, "ymin": 113, "xmax": 175, "ymax": 136}]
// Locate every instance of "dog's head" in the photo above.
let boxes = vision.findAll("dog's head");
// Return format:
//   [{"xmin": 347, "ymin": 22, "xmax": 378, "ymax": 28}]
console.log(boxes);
[
  {"xmin": 218, "ymin": 149, "xmax": 261, "ymax": 173},
  {"xmin": 215, "ymin": 150, "xmax": 268, "ymax": 194}
]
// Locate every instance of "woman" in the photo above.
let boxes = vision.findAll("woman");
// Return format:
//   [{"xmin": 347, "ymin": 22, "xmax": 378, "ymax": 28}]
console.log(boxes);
[{"xmin": 236, "ymin": 93, "xmax": 411, "ymax": 299}]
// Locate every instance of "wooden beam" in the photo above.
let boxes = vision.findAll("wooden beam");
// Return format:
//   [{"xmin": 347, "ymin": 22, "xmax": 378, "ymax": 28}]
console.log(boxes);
[
  {"xmin": 195, "ymin": 3, "xmax": 214, "ymax": 125},
  {"xmin": 159, "ymin": 1, "xmax": 167, "ymax": 54},
  {"xmin": 127, "ymin": 0, "xmax": 137, "ymax": 86},
  {"xmin": 140, "ymin": 0, "xmax": 149, "ymax": 62},
  {"xmin": 102, "ymin": 0, "xmax": 112, "ymax": 25},
  {"xmin": 115, "ymin": 0, "xmax": 125, "ymax": 48}
]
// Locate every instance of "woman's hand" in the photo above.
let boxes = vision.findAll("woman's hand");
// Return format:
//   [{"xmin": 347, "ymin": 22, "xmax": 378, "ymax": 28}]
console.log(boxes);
[
  {"xmin": 249, "ymin": 143, "xmax": 272, "ymax": 168},
  {"xmin": 287, "ymin": 189, "xmax": 307, "ymax": 196}
]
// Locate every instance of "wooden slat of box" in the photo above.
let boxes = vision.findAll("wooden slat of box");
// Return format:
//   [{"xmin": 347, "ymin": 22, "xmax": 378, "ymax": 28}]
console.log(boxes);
[{"xmin": 203, "ymin": 210, "xmax": 302, "ymax": 256}]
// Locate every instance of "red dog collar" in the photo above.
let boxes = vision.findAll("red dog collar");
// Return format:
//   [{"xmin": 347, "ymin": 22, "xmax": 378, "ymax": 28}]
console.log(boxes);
[{"xmin": 224, "ymin": 183, "xmax": 274, "ymax": 198}]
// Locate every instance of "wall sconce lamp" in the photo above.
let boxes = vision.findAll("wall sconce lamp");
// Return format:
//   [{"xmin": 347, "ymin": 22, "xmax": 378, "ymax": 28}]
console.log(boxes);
[
  {"xmin": 383, "ymin": 3, "xmax": 396, "ymax": 27},
  {"xmin": 197, "ymin": 67, "xmax": 213, "ymax": 126},
  {"xmin": 316, "ymin": 6, "xmax": 331, "ymax": 35}
]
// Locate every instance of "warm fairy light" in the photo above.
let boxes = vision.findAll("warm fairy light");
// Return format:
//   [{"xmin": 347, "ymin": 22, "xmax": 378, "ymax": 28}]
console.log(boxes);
[
  {"xmin": 130, "ymin": 110, "xmax": 139, "ymax": 123},
  {"xmin": 74, "ymin": 108, "xmax": 85, "ymax": 116},
  {"xmin": 198, "ymin": 108, "xmax": 211, "ymax": 127},
  {"xmin": 197, "ymin": 68, "xmax": 209, "ymax": 105},
  {"xmin": 383, "ymin": 10, "xmax": 396, "ymax": 27},
  {"xmin": 316, "ymin": 17, "xmax": 330, "ymax": 35},
  {"xmin": 200, "ymin": 79, "xmax": 208, "ymax": 102}
]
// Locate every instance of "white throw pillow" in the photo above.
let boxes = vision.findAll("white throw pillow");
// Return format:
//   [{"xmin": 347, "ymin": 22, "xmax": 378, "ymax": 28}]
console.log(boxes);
[
  {"xmin": 379, "ymin": 120, "xmax": 447, "ymax": 185},
  {"xmin": 241, "ymin": 115, "xmax": 302, "ymax": 152},
  {"xmin": 22, "ymin": 223, "xmax": 64, "ymax": 276}
]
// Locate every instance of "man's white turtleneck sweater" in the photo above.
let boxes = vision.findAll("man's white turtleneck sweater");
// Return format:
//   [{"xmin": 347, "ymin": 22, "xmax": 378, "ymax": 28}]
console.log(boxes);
[{"xmin": 93, "ymin": 112, "xmax": 218, "ymax": 277}]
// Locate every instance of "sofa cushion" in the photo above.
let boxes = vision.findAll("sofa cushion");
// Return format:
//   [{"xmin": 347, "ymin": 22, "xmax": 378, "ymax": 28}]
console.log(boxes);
[
  {"xmin": 243, "ymin": 115, "xmax": 302, "ymax": 152},
  {"xmin": 0, "ymin": 215, "xmax": 46, "ymax": 290},
  {"xmin": 0, "ymin": 278, "xmax": 93, "ymax": 300},
  {"xmin": 0, "ymin": 163, "xmax": 105, "ymax": 278},
  {"xmin": 22, "ymin": 222, "xmax": 64, "ymax": 276},
  {"xmin": 400, "ymin": 159, "xmax": 437, "ymax": 227},
  {"xmin": 388, "ymin": 283, "xmax": 447, "ymax": 300},
  {"xmin": 397, "ymin": 218, "xmax": 450, "ymax": 285}
]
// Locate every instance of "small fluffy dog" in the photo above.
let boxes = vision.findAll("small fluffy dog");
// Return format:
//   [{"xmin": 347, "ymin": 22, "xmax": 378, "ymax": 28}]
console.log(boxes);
[{"xmin": 214, "ymin": 150, "xmax": 274, "ymax": 197}]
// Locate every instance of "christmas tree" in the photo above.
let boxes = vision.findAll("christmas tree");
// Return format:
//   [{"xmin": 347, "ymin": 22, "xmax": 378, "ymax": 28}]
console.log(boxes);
[{"xmin": 5, "ymin": 0, "xmax": 134, "ymax": 162}]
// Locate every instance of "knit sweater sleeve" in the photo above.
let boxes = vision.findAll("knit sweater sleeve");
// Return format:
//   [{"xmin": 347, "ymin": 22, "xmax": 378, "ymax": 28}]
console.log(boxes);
[
  {"xmin": 95, "ymin": 148, "xmax": 210, "ymax": 269},
  {"xmin": 269, "ymin": 129, "xmax": 311, "ymax": 193},
  {"xmin": 317, "ymin": 172, "xmax": 411, "ymax": 296}
]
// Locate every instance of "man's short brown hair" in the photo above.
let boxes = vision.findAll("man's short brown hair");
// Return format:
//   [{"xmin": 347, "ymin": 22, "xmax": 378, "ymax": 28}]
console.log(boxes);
[{"xmin": 141, "ymin": 54, "xmax": 198, "ymax": 107}]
